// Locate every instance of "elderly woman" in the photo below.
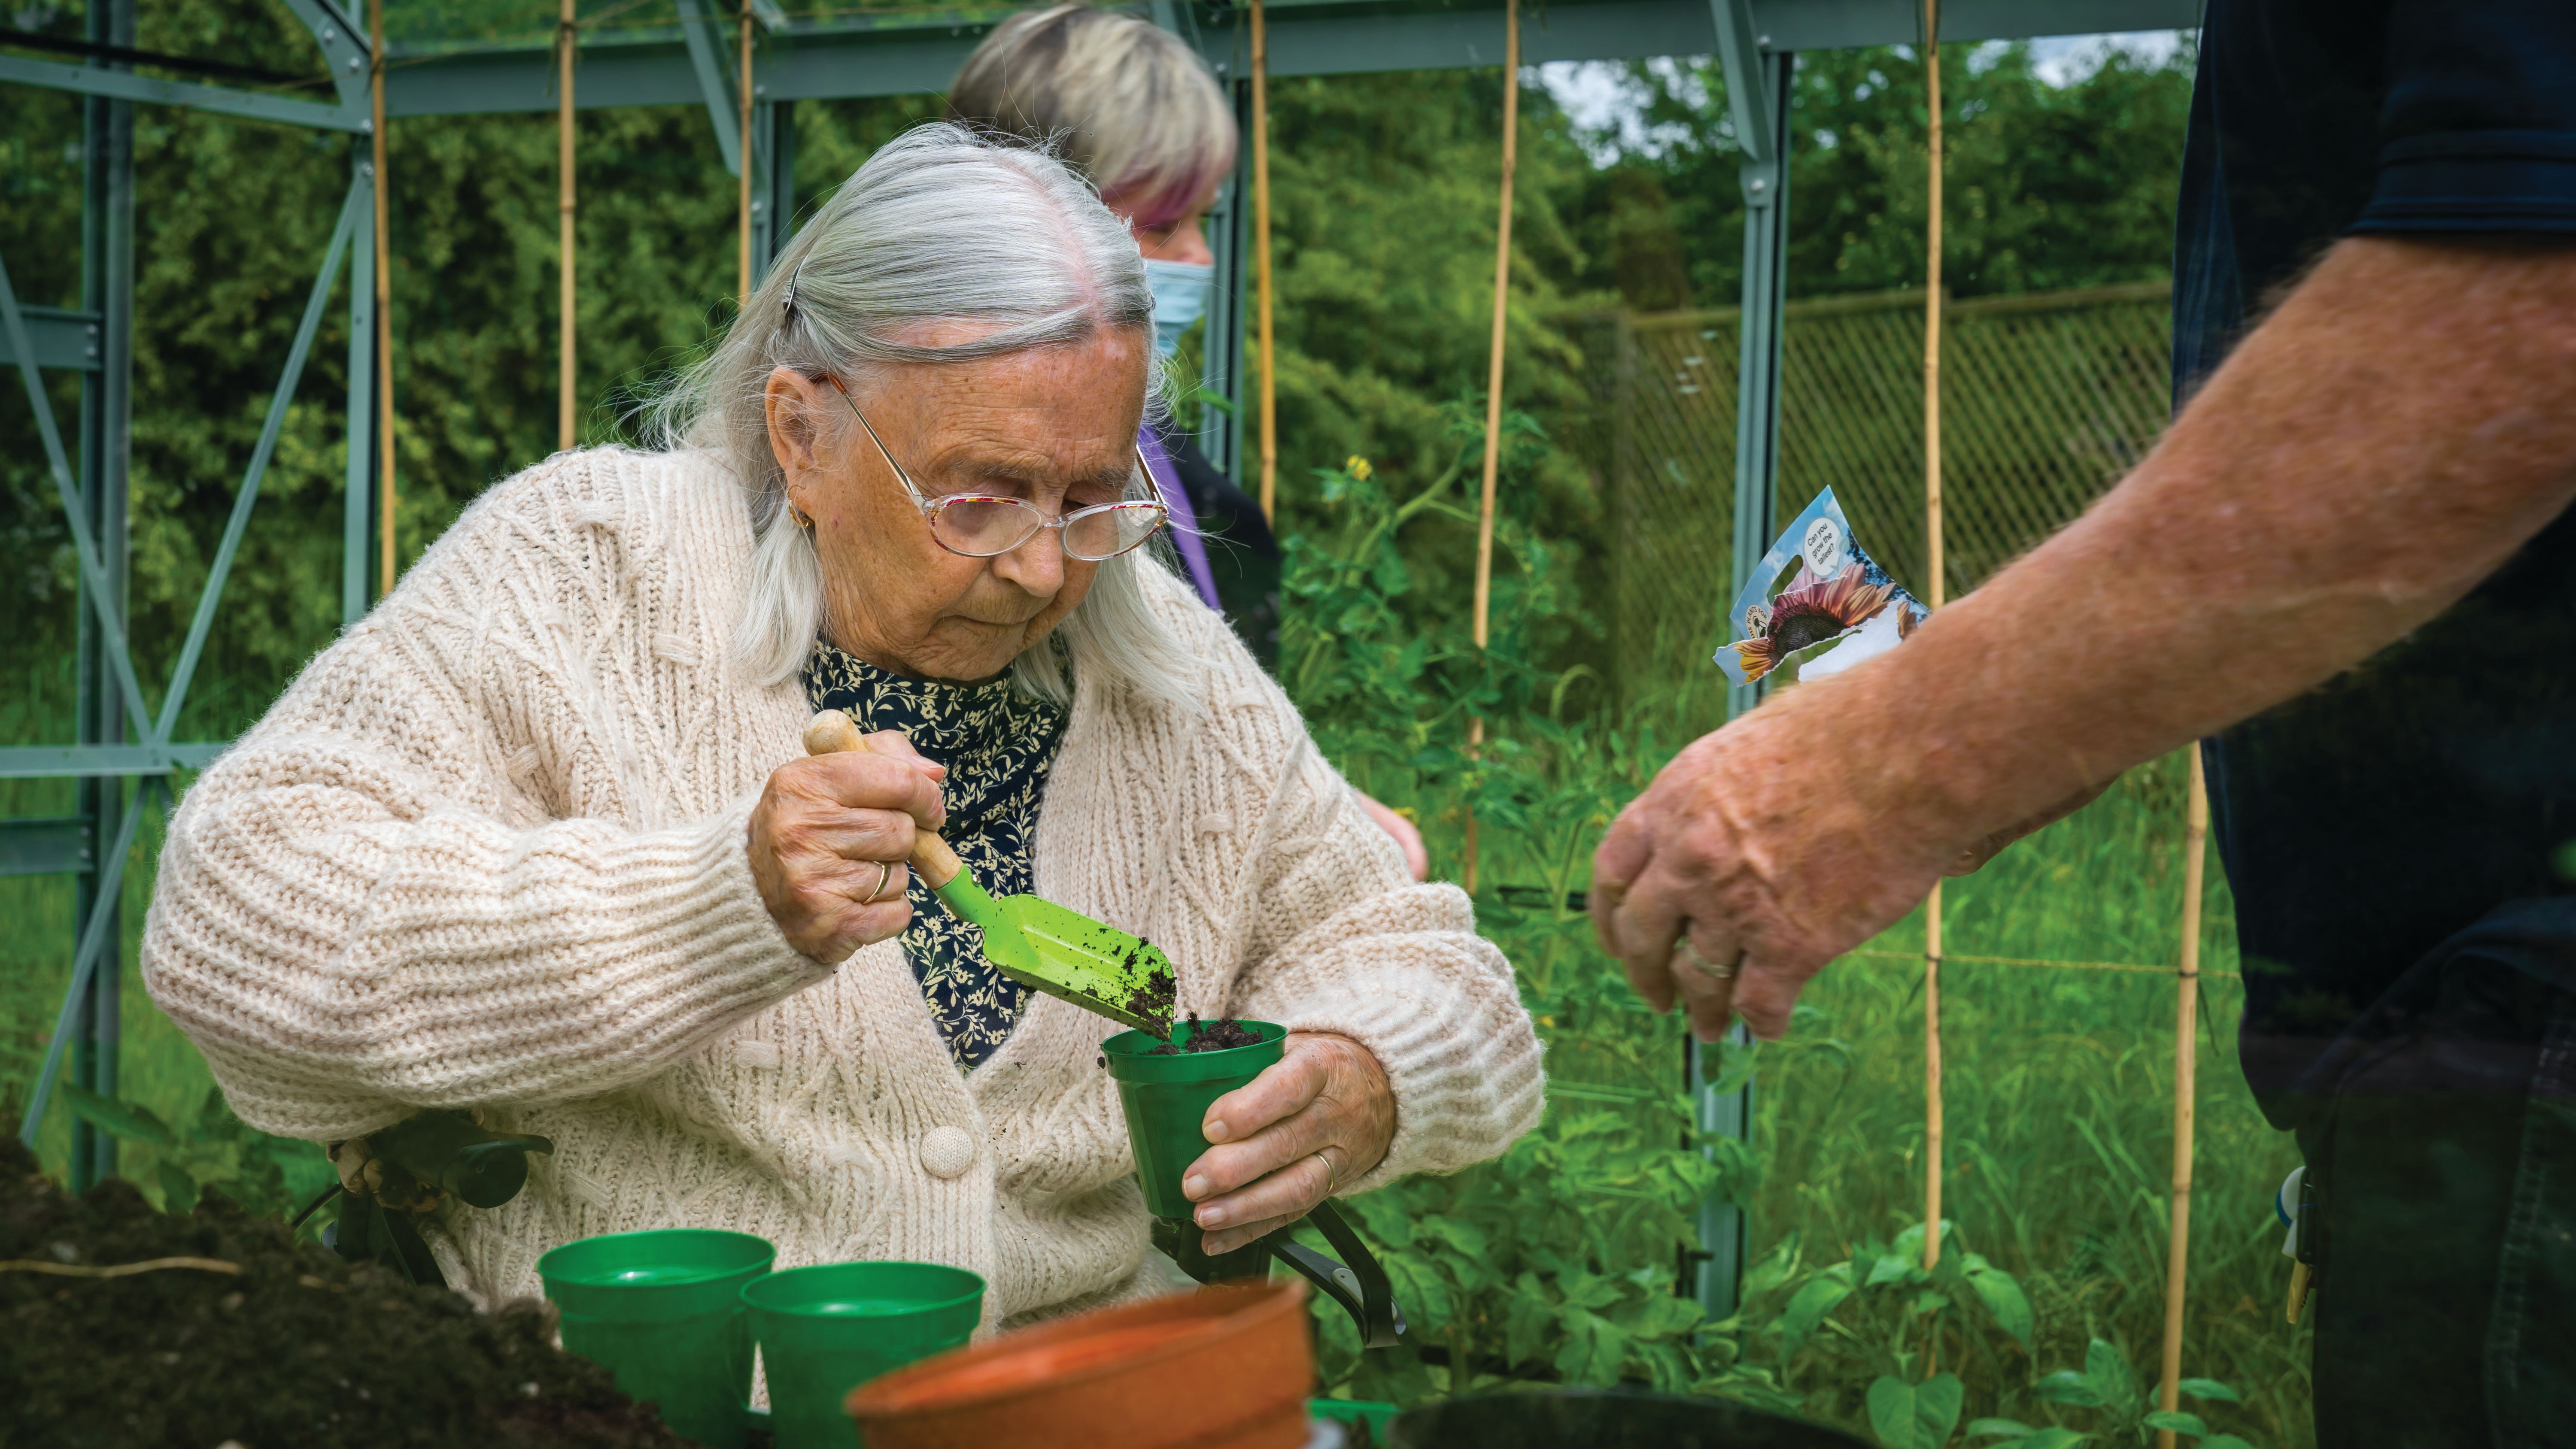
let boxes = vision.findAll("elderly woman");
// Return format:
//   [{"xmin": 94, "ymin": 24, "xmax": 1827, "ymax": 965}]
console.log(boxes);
[
  {"xmin": 951, "ymin": 1, "xmax": 1431, "ymax": 878},
  {"xmin": 140, "ymin": 125, "xmax": 1542, "ymax": 1327}
]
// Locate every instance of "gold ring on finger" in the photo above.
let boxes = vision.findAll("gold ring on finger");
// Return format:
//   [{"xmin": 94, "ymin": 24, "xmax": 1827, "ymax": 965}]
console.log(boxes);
[
  {"xmin": 1310, "ymin": 1149, "xmax": 1338, "ymax": 1196},
  {"xmin": 867, "ymin": 860, "xmax": 895, "ymax": 904},
  {"xmin": 1675, "ymin": 938, "xmax": 1740, "ymax": 982}
]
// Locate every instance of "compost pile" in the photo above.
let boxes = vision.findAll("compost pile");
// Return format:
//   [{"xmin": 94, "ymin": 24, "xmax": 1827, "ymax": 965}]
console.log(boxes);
[
  {"xmin": 1147, "ymin": 1016, "xmax": 1263, "ymax": 1056},
  {"xmin": 0, "ymin": 1136, "xmax": 696, "ymax": 1449}
]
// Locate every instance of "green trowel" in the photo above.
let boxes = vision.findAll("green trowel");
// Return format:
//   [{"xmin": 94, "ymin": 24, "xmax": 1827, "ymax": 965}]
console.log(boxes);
[{"xmin": 803, "ymin": 710, "xmax": 1177, "ymax": 1037}]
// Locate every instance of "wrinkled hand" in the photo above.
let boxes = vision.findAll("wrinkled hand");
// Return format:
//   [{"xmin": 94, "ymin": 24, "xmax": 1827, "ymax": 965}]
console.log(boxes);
[
  {"xmin": 1590, "ymin": 678, "xmax": 1989, "ymax": 1043},
  {"xmin": 747, "ymin": 730, "xmax": 946, "ymax": 964},
  {"xmin": 1182, "ymin": 1032, "xmax": 1394, "ymax": 1256}
]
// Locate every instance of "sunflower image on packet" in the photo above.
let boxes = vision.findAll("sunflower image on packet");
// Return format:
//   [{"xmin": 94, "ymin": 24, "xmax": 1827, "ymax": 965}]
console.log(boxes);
[{"xmin": 1716, "ymin": 487, "xmax": 1930, "ymax": 687}]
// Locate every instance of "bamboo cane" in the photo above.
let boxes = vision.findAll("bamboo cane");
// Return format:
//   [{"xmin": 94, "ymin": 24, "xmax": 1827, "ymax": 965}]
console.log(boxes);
[
  {"xmin": 736, "ymin": 2, "xmax": 754, "ymax": 303},
  {"xmin": 1472, "ymin": 0, "xmax": 1518, "ymax": 653},
  {"xmin": 2156, "ymin": 751, "xmax": 2211, "ymax": 1449},
  {"xmin": 1249, "ymin": 0, "xmax": 1276, "ymax": 521},
  {"xmin": 556, "ymin": 0, "xmax": 577, "ymax": 451},
  {"xmin": 1920, "ymin": 0, "xmax": 1945, "ymax": 1277},
  {"xmin": 1461, "ymin": 0, "xmax": 1519, "ymax": 898},
  {"xmin": 370, "ymin": 0, "xmax": 393, "ymax": 594}
]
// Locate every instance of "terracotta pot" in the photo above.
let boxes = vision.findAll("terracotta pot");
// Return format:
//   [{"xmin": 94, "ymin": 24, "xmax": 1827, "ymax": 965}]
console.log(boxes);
[{"xmin": 844, "ymin": 1280, "xmax": 1313, "ymax": 1449}]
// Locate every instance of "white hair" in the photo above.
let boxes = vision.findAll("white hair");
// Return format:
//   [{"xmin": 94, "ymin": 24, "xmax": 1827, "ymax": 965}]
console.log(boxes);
[{"xmin": 649, "ymin": 121, "xmax": 1203, "ymax": 710}]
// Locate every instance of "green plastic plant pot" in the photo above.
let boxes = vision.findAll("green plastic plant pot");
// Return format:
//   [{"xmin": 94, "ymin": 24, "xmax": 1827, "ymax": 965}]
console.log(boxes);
[
  {"xmin": 539, "ymin": 1228, "xmax": 776, "ymax": 1449},
  {"xmin": 1101, "ymin": 1019, "xmax": 1287, "ymax": 1219},
  {"xmin": 741, "ymin": 1261, "xmax": 985, "ymax": 1449}
]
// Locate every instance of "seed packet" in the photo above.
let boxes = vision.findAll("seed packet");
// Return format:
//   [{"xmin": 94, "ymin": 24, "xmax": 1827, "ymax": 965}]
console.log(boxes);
[{"xmin": 1715, "ymin": 487, "xmax": 1929, "ymax": 687}]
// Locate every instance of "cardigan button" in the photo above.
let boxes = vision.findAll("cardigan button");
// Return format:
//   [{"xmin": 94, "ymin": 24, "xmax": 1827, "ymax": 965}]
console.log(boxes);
[{"xmin": 919, "ymin": 1126, "xmax": 976, "ymax": 1180}]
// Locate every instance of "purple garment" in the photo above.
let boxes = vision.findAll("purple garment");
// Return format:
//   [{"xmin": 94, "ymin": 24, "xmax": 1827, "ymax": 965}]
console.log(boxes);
[{"xmin": 1138, "ymin": 426, "xmax": 1222, "ymax": 610}]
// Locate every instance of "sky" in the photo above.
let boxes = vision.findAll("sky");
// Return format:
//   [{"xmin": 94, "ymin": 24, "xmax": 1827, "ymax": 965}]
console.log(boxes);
[{"xmin": 1534, "ymin": 30, "xmax": 2191, "ymax": 165}]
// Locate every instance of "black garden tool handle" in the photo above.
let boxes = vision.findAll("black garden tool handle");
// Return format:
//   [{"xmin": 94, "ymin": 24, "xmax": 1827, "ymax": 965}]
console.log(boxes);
[
  {"xmin": 1265, "ymin": 1200, "xmax": 1406, "ymax": 1349},
  {"xmin": 1151, "ymin": 1200, "xmax": 1406, "ymax": 1349}
]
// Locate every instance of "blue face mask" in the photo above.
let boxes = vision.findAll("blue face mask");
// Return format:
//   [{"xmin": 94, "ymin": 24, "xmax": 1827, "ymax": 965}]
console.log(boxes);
[{"xmin": 1142, "ymin": 258, "xmax": 1216, "ymax": 359}]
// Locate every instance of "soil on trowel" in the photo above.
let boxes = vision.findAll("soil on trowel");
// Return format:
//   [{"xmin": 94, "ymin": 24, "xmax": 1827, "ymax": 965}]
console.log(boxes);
[
  {"xmin": 0, "ymin": 1134, "xmax": 697, "ymax": 1449},
  {"xmin": 1119, "ymin": 951, "xmax": 1178, "ymax": 1038},
  {"xmin": 1145, "ymin": 1015, "xmax": 1264, "ymax": 1056}
]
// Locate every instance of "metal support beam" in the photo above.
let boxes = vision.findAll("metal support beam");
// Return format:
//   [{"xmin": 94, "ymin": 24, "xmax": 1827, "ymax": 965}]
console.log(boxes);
[
  {"xmin": 0, "ymin": 817, "xmax": 96, "ymax": 877},
  {"xmin": 0, "ymin": 743, "xmax": 229, "ymax": 779},
  {"xmin": 344, "ymin": 155, "xmax": 378, "ymax": 626},
  {"xmin": 673, "ymin": 0, "xmax": 744, "ymax": 176},
  {"xmin": 375, "ymin": 0, "xmax": 2198, "ymax": 117},
  {"xmin": 153, "ymin": 182, "xmax": 361, "ymax": 748},
  {"xmin": 1695, "ymin": 28, "xmax": 1795, "ymax": 1326},
  {"xmin": 751, "ymin": 100, "xmax": 795, "ymax": 284},
  {"xmin": 68, "ymin": 0, "xmax": 139, "ymax": 1191},
  {"xmin": 18, "ymin": 784, "xmax": 159, "ymax": 1155},
  {"xmin": 0, "ymin": 306, "xmax": 104, "ymax": 371},
  {"xmin": 1200, "ymin": 74, "xmax": 1252, "ymax": 485},
  {"xmin": 0, "ymin": 54, "xmax": 366, "ymax": 131}
]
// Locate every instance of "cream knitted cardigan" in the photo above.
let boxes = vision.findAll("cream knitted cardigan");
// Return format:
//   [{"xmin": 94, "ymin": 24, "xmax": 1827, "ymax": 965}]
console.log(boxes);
[{"xmin": 140, "ymin": 446, "xmax": 1545, "ymax": 1328}]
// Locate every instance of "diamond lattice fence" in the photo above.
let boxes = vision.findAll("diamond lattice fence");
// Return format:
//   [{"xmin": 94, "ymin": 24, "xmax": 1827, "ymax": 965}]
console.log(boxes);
[{"xmin": 1589, "ymin": 282, "xmax": 2172, "ymax": 727}]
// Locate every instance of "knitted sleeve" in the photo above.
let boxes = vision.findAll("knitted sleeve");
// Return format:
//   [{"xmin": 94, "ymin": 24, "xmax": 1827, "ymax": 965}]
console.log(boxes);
[
  {"xmin": 140, "ymin": 465, "xmax": 824, "ymax": 1143},
  {"xmin": 1224, "ymin": 730, "xmax": 1546, "ymax": 1193}
]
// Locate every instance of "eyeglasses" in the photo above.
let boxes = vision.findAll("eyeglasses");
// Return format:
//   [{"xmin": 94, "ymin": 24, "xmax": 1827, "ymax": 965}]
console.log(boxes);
[{"xmin": 824, "ymin": 376, "xmax": 1169, "ymax": 562}]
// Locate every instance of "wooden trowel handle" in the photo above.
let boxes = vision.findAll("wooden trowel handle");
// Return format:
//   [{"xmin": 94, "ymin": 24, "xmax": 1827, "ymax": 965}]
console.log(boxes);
[{"xmin": 802, "ymin": 709, "xmax": 963, "ymax": 890}]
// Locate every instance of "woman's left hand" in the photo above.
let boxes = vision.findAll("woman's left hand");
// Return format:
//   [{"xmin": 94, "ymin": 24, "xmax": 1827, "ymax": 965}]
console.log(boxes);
[{"xmin": 1181, "ymin": 1032, "xmax": 1394, "ymax": 1255}]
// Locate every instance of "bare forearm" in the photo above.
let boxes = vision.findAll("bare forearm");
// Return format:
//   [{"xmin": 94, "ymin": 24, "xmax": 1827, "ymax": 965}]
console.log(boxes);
[{"xmin": 1840, "ymin": 236, "xmax": 2576, "ymax": 843}]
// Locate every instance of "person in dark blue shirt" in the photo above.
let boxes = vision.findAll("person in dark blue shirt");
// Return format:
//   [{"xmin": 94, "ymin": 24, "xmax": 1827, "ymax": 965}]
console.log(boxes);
[{"xmin": 1590, "ymin": 5, "xmax": 2576, "ymax": 1439}]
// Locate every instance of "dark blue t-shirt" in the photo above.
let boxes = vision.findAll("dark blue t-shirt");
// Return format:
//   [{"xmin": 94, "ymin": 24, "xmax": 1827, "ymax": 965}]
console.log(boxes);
[{"xmin": 2175, "ymin": 0, "xmax": 2576, "ymax": 1117}]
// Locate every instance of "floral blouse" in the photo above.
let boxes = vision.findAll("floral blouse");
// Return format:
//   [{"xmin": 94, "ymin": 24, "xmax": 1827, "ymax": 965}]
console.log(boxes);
[{"xmin": 801, "ymin": 640, "xmax": 1069, "ymax": 1071}]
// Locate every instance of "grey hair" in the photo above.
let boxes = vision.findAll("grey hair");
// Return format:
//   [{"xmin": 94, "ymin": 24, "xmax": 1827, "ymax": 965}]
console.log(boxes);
[
  {"xmin": 650, "ymin": 121, "xmax": 1203, "ymax": 710},
  {"xmin": 948, "ymin": 4, "xmax": 1237, "ymax": 230}
]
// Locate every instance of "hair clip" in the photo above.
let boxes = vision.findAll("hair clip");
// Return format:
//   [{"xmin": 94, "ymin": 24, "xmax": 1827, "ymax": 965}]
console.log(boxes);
[{"xmin": 779, "ymin": 257, "xmax": 807, "ymax": 325}]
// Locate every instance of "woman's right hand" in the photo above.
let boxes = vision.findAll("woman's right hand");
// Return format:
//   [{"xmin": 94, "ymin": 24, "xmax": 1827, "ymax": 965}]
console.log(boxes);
[{"xmin": 747, "ymin": 730, "xmax": 947, "ymax": 963}]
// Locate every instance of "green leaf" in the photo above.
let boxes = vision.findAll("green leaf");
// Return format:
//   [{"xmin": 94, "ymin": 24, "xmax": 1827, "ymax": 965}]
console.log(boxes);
[
  {"xmin": 2083, "ymin": 1339, "xmax": 2139, "ymax": 1413},
  {"xmin": 1780, "ymin": 1273, "xmax": 1855, "ymax": 1350},
  {"xmin": 1502, "ymin": 1272, "xmax": 1554, "ymax": 1370},
  {"xmin": 2176, "ymin": 1379, "xmax": 2242, "ymax": 1405},
  {"xmin": 2034, "ymin": 1371, "xmax": 2105, "ymax": 1408},
  {"xmin": 1867, "ymin": 1372, "xmax": 1964, "ymax": 1449},
  {"xmin": 1742, "ymin": 1235, "xmax": 1802, "ymax": 1298},
  {"xmin": 1965, "ymin": 1425, "xmax": 2088, "ymax": 1449},
  {"xmin": 2142, "ymin": 1412, "xmax": 2208, "ymax": 1436},
  {"xmin": 1964, "ymin": 1260, "xmax": 2034, "ymax": 1346},
  {"xmin": 58, "ymin": 1084, "xmax": 176, "ymax": 1146},
  {"xmin": 1867, "ymin": 1253, "xmax": 1920, "ymax": 1287},
  {"xmin": 1552, "ymin": 1307, "xmax": 1630, "ymax": 1387},
  {"xmin": 156, "ymin": 1161, "xmax": 201, "ymax": 1214}
]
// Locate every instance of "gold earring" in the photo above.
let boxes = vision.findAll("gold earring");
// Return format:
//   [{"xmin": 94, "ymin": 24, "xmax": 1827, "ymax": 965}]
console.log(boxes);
[{"xmin": 787, "ymin": 500, "xmax": 813, "ymax": 530}]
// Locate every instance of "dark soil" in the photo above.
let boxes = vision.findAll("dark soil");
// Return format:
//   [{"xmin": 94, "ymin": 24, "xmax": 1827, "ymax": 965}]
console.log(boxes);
[
  {"xmin": 1119, "ymin": 953, "xmax": 1177, "ymax": 1038},
  {"xmin": 1145, "ymin": 1015, "xmax": 1264, "ymax": 1056},
  {"xmin": 0, "ymin": 1135, "xmax": 699, "ymax": 1449}
]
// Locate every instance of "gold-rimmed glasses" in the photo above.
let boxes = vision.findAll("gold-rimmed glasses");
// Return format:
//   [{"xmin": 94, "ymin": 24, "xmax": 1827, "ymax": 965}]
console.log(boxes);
[{"xmin": 824, "ymin": 376, "xmax": 1170, "ymax": 561}]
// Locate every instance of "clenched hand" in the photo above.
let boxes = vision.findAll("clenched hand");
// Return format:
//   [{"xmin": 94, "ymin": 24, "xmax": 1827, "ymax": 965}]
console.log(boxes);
[{"xmin": 747, "ymin": 730, "xmax": 947, "ymax": 964}]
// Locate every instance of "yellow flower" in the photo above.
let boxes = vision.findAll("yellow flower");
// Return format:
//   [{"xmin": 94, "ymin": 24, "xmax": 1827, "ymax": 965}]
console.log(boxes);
[{"xmin": 1345, "ymin": 455, "xmax": 1374, "ymax": 481}]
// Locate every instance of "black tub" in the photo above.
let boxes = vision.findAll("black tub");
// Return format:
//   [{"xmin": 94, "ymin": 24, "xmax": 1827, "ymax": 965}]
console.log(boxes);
[{"xmin": 1385, "ymin": 1388, "xmax": 1871, "ymax": 1449}]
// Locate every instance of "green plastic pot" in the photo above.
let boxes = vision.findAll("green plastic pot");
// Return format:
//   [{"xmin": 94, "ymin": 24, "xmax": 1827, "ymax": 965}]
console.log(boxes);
[
  {"xmin": 1100, "ymin": 1019, "xmax": 1287, "ymax": 1218},
  {"xmin": 539, "ymin": 1228, "xmax": 776, "ymax": 1449},
  {"xmin": 741, "ymin": 1261, "xmax": 984, "ymax": 1449}
]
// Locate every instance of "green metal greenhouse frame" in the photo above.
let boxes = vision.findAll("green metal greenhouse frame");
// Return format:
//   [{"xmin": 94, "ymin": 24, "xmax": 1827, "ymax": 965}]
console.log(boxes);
[{"xmin": 1, "ymin": 0, "xmax": 2198, "ymax": 1320}]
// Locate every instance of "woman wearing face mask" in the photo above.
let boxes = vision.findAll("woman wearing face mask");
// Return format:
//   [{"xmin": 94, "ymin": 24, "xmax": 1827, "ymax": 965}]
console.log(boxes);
[{"xmin": 948, "ymin": 3, "xmax": 1429, "ymax": 877}]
